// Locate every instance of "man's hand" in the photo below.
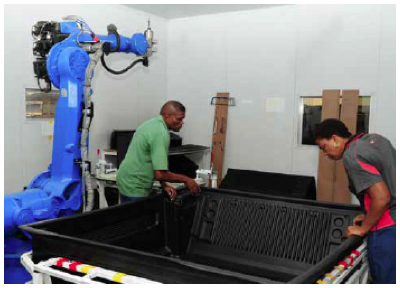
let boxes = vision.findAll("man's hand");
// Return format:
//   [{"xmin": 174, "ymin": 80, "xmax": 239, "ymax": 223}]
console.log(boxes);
[
  {"xmin": 185, "ymin": 178, "xmax": 201, "ymax": 195},
  {"xmin": 352, "ymin": 214, "xmax": 365, "ymax": 226},
  {"xmin": 164, "ymin": 186, "xmax": 177, "ymax": 200},
  {"xmin": 345, "ymin": 225, "xmax": 368, "ymax": 238}
]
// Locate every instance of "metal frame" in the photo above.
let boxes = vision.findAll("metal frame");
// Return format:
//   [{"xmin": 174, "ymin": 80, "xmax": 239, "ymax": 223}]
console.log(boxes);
[
  {"xmin": 21, "ymin": 251, "xmax": 160, "ymax": 284},
  {"xmin": 210, "ymin": 96, "xmax": 236, "ymax": 106},
  {"xmin": 318, "ymin": 239, "xmax": 369, "ymax": 284}
]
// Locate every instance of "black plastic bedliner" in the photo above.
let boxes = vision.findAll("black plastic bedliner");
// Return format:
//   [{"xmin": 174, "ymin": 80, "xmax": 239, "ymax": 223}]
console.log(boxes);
[
  {"xmin": 21, "ymin": 188, "xmax": 363, "ymax": 284},
  {"xmin": 220, "ymin": 168, "xmax": 316, "ymax": 200}
]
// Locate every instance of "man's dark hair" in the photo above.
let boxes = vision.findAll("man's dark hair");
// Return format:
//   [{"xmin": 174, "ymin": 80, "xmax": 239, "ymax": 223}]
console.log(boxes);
[
  {"xmin": 315, "ymin": 118, "xmax": 352, "ymax": 140},
  {"xmin": 160, "ymin": 100, "xmax": 186, "ymax": 115}
]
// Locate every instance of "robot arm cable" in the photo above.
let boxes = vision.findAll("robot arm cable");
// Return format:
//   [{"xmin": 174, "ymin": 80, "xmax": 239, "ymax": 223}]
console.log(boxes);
[
  {"xmin": 81, "ymin": 42, "xmax": 104, "ymax": 212},
  {"xmin": 100, "ymin": 53, "xmax": 148, "ymax": 75}
]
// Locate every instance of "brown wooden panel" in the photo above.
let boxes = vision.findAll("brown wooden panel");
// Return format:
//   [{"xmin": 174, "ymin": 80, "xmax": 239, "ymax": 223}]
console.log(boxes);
[
  {"xmin": 317, "ymin": 90, "xmax": 340, "ymax": 202},
  {"xmin": 334, "ymin": 89, "xmax": 359, "ymax": 203},
  {"xmin": 340, "ymin": 90, "xmax": 359, "ymax": 134},
  {"xmin": 211, "ymin": 93, "xmax": 230, "ymax": 186}
]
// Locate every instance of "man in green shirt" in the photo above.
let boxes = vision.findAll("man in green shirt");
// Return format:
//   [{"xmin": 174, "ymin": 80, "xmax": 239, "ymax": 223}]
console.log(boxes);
[{"xmin": 117, "ymin": 101, "xmax": 201, "ymax": 202}]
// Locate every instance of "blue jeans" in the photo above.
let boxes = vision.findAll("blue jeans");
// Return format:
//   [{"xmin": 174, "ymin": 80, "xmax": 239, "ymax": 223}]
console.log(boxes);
[
  {"xmin": 367, "ymin": 225, "xmax": 396, "ymax": 284},
  {"xmin": 119, "ymin": 193, "xmax": 145, "ymax": 203}
]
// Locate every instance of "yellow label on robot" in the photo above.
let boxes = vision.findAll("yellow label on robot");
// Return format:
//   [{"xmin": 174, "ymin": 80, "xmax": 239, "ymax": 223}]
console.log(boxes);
[
  {"xmin": 113, "ymin": 273, "xmax": 127, "ymax": 283},
  {"xmin": 325, "ymin": 273, "xmax": 335, "ymax": 280},
  {"xmin": 81, "ymin": 265, "xmax": 95, "ymax": 274},
  {"xmin": 335, "ymin": 265, "xmax": 344, "ymax": 272}
]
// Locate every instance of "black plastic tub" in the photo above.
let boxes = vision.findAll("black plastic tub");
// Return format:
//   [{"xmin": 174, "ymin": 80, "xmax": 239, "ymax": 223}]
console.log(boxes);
[{"xmin": 21, "ymin": 188, "xmax": 363, "ymax": 284}]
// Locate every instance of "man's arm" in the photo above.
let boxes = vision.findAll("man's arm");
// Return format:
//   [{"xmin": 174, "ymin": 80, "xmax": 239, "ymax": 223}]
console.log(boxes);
[
  {"xmin": 346, "ymin": 181, "xmax": 391, "ymax": 237},
  {"xmin": 154, "ymin": 170, "xmax": 200, "ymax": 194},
  {"xmin": 159, "ymin": 181, "xmax": 177, "ymax": 200},
  {"xmin": 155, "ymin": 170, "xmax": 190, "ymax": 183}
]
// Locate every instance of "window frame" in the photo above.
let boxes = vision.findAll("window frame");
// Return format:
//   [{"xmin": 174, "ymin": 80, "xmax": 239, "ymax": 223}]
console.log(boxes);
[{"xmin": 297, "ymin": 95, "xmax": 372, "ymax": 147}]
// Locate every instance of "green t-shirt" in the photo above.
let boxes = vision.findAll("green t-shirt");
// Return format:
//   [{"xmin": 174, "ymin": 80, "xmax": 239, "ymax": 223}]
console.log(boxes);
[{"xmin": 117, "ymin": 115, "xmax": 170, "ymax": 197}]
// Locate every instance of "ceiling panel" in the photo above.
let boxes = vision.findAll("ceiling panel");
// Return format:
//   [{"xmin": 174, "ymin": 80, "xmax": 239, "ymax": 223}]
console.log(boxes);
[{"xmin": 124, "ymin": 4, "xmax": 284, "ymax": 20}]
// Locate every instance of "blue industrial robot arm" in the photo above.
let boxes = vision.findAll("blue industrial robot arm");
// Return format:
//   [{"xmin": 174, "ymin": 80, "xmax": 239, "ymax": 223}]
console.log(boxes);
[{"xmin": 5, "ymin": 16, "xmax": 155, "ymax": 238}]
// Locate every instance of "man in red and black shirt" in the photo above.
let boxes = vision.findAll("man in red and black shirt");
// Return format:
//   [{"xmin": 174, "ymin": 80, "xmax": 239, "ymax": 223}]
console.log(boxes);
[{"xmin": 315, "ymin": 118, "xmax": 396, "ymax": 284}]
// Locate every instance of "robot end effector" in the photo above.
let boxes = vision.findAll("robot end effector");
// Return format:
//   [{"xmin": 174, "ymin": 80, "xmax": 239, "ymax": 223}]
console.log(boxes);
[{"xmin": 32, "ymin": 16, "xmax": 156, "ymax": 92}]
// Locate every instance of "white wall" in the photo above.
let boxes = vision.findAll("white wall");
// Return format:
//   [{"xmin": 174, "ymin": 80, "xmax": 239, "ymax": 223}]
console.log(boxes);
[
  {"xmin": 4, "ymin": 4, "xmax": 167, "ymax": 194},
  {"xmin": 167, "ymin": 5, "xmax": 396, "ymax": 195},
  {"xmin": 373, "ymin": 5, "xmax": 396, "ymax": 146}
]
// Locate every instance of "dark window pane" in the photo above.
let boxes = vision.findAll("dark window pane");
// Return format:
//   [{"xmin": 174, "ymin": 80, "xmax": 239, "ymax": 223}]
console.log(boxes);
[
  {"xmin": 356, "ymin": 105, "xmax": 370, "ymax": 135},
  {"xmin": 302, "ymin": 105, "xmax": 322, "ymax": 145}
]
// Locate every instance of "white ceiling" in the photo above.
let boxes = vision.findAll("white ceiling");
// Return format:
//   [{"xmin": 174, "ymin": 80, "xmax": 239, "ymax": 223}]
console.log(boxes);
[{"xmin": 124, "ymin": 4, "xmax": 284, "ymax": 20}]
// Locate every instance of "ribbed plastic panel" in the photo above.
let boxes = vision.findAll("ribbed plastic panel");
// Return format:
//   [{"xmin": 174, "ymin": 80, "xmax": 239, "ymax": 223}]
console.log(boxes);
[
  {"xmin": 210, "ymin": 199, "xmax": 332, "ymax": 265},
  {"xmin": 185, "ymin": 190, "xmax": 361, "ymax": 281}
]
